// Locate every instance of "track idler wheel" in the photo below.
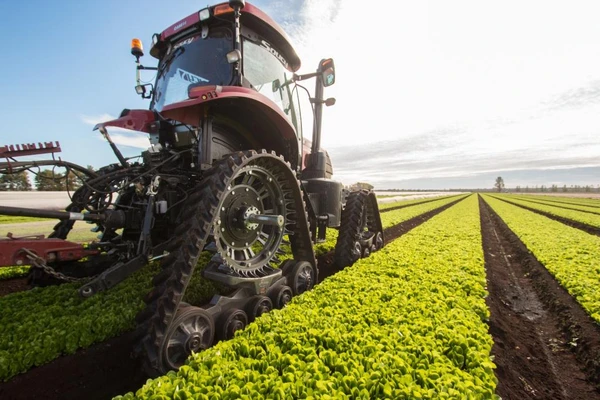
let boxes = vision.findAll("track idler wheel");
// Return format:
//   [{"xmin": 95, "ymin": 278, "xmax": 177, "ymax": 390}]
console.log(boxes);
[
  {"xmin": 160, "ymin": 305, "xmax": 215, "ymax": 371},
  {"xmin": 271, "ymin": 285, "xmax": 293, "ymax": 308},
  {"xmin": 219, "ymin": 309, "xmax": 248, "ymax": 340},
  {"xmin": 290, "ymin": 261, "xmax": 316, "ymax": 295},
  {"xmin": 246, "ymin": 295, "xmax": 273, "ymax": 321}
]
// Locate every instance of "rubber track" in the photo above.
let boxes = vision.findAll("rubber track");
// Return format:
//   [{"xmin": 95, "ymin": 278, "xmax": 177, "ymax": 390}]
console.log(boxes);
[
  {"xmin": 134, "ymin": 150, "xmax": 315, "ymax": 375},
  {"xmin": 334, "ymin": 190, "xmax": 384, "ymax": 268}
]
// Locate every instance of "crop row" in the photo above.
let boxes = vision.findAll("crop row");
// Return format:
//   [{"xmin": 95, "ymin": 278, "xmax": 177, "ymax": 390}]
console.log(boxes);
[
  {"xmin": 515, "ymin": 194, "xmax": 600, "ymax": 208},
  {"xmin": 0, "ymin": 228, "xmax": 339, "ymax": 381},
  {"xmin": 378, "ymin": 194, "xmax": 459, "ymax": 211},
  {"xmin": 0, "ymin": 266, "xmax": 30, "ymax": 281},
  {"xmin": 380, "ymin": 194, "xmax": 468, "ymax": 229},
  {"xmin": 509, "ymin": 194, "xmax": 600, "ymax": 214},
  {"xmin": 118, "ymin": 194, "xmax": 497, "ymax": 400},
  {"xmin": 0, "ymin": 194, "xmax": 465, "ymax": 382},
  {"xmin": 490, "ymin": 194, "xmax": 600, "ymax": 228},
  {"xmin": 482, "ymin": 195, "xmax": 600, "ymax": 323}
]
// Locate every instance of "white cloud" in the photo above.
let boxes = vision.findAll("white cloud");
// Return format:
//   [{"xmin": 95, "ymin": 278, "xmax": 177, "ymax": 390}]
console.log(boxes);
[
  {"xmin": 289, "ymin": 0, "xmax": 600, "ymax": 187},
  {"xmin": 80, "ymin": 113, "xmax": 117, "ymax": 126}
]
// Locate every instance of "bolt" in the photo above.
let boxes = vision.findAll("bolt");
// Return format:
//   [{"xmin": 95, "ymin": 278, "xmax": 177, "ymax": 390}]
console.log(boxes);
[
  {"xmin": 232, "ymin": 191, "xmax": 235, "ymax": 195},
  {"xmin": 217, "ymin": 219, "xmax": 221, "ymax": 225},
  {"xmin": 221, "ymin": 228, "xmax": 225, "ymax": 232},
  {"xmin": 232, "ymin": 242, "xmax": 235, "ymax": 246},
  {"xmin": 16, "ymin": 259, "xmax": 23, "ymax": 266},
  {"xmin": 222, "ymin": 207, "xmax": 225, "ymax": 211},
  {"xmin": 245, "ymin": 242, "xmax": 249, "ymax": 246},
  {"xmin": 246, "ymin": 188, "xmax": 249, "ymax": 192}
]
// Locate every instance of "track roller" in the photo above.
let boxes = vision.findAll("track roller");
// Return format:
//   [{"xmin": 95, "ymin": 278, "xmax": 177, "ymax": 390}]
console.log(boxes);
[
  {"xmin": 218, "ymin": 309, "xmax": 248, "ymax": 340},
  {"xmin": 290, "ymin": 261, "xmax": 316, "ymax": 295},
  {"xmin": 159, "ymin": 304, "xmax": 215, "ymax": 371},
  {"xmin": 246, "ymin": 295, "xmax": 273, "ymax": 321},
  {"xmin": 270, "ymin": 285, "xmax": 293, "ymax": 308}
]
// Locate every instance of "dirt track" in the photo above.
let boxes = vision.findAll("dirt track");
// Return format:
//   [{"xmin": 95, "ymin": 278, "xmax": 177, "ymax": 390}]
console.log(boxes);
[{"xmin": 480, "ymin": 195, "xmax": 600, "ymax": 399}]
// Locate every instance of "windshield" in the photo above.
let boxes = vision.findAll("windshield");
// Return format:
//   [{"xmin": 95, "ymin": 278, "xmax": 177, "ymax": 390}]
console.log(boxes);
[
  {"xmin": 242, "ymin": 38, "xmax": 302, "ymax": 135},
  {"xmin": 153, "ymin": 27, "xmax": 233, "ymax": 112}
]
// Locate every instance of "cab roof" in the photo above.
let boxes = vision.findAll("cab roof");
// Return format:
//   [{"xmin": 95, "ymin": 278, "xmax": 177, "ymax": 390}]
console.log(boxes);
[{"xmin": 153, "ymin": 2, "xmax": 301, "ymax": 72}]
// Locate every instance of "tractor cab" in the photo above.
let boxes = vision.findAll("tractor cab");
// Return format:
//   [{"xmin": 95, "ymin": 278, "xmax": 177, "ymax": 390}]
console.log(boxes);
[{"xmin": 134, "ymin": 1, "xmax": 304, "ymax": 136}]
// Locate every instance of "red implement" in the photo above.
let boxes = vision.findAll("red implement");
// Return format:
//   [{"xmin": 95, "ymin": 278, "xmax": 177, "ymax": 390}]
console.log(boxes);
[
  {"xmin": 0, "ymin": 233, "xmax": 99, "ymax": 267},
  {"xmin": 0, "ymin": 141, "xmax": 61, "ymax": 158}
]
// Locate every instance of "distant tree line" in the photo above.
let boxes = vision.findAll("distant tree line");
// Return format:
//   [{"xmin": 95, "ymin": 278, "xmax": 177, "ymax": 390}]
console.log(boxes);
[
  {"xmin": 513, "ymin": 184, "xmax": 600, "ymax": 193},
  {"xmin": 0, "ymin": 167, "xmax": 94, "ymax": 191}
]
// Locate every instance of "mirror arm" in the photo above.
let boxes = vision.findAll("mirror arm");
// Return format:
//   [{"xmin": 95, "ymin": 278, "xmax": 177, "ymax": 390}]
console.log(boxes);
[
  {"xmin": 137, "ymin": 65, "xmax": 158, "ymax": 71},
  {"xmin": 293, "ymin": 72, "xmax": 318, "ymax": 82}
]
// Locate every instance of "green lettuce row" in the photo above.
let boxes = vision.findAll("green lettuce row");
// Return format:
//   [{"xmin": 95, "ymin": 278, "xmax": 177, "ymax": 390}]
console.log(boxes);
[
  {"xmin": 378, "ymin": 194, "xmax": 458, "ymax": 211},
  {"xmin": 490, "ymin": 194, "xmax": 600, "ymax": 228},
  {"xmin": 515, "ymin": 194, "xmax": 600, "ymax": 208},
  {"xmin": 0, "ymin": 229, "xmax": 339, "ymax": 382},
  {"xmin": 502, "ymin": 194, "xmax": 600, "ymax": 214},
  {"xmin": 118, "ymin": 194, "xmax": 497, "ymax": 399},
  {"xmin": 0, "ymin": 194, "xmax": 463, "ymax": 383},
  {"xmin": 483, "ymin": 195, "xmax": 600, "ymax": 322},
  {"xmin": 0, "ymin": 266, "xmax": 30, "ymax": 281},
  {"xmin": 381, "ymin": 195, "xmax": 468, "ymax": 229}
]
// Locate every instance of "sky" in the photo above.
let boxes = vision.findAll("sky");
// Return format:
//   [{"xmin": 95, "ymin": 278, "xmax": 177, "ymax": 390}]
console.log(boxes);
[{"xmin": 1, "ymin": 0, "xmax": 599, "ymax": 190}]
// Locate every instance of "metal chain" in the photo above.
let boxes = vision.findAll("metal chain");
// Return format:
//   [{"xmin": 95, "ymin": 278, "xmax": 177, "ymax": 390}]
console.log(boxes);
[{"xmin": 22, "ymin": 248, "xmax": 91, "ymax": 283}]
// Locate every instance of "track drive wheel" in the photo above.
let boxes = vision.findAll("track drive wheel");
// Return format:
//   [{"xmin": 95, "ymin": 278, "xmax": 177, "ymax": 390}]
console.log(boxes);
[
  {"xmin": 214, "ymin": 163, "xmax": 289, "ymax": 276},
  {"xmin": 159, "ymin": 304, "xmax": 215, "ymax": 371},
  {"xmin": 334, "ymin": 190, "xmax": 384, "ymax": 268}
]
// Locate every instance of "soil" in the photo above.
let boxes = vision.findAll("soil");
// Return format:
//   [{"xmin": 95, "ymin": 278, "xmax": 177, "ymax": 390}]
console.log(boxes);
[
  {"xmin": 492, "ymin": 196, "xmax": 600, "ymax": 237},
  {"xmin": 0, "ymin": 277, "xmax": 28, "ymax": 298},
  {"xmin": 479, "ymin": 195, "xmax": 600, "ymax": 399}
]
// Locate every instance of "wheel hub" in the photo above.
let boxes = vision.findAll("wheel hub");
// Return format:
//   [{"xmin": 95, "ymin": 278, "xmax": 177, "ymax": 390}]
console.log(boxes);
[
  {"xmin": 243, "ymin": 206, "xmax": 260, "ymax": 230},
  {"xmin": 185, "ymin": 333, "xmax": 203, "ymax": 353}
]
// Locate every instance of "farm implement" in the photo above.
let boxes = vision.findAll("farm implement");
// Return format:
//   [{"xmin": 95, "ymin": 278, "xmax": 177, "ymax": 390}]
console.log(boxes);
[{"xmin": 0, "ymin": 0, "xmax": 383, "ymax": 375}]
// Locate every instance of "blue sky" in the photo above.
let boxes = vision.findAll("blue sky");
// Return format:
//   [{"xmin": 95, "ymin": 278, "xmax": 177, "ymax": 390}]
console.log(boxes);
[
  {"xmin": 1, "ymin": 0, "xmax": 600, "ymax": 190},
  {"xmin": 0, "ymin": 0, "xmax": 288, "ymax": 167}
]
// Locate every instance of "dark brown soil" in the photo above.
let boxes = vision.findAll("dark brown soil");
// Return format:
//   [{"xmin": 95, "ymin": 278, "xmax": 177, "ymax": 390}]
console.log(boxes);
[
  {"xmin": 0, "ymin": 198, "xmax": 467, "ymax": 400},
  {"xmin": 491, "ymin": 195, "xmax": 600, "ymax": 236},
  {"xmin": 0, "ymin": 277, "xmax": 28, "ymax": 298},
  {"xmin": 479, "ymin": 195, "xmax": 600, "ymax": 399}
]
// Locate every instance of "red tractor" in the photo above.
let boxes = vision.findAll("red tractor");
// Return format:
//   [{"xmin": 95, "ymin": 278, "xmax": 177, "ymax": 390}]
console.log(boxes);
[{"xmin": 0, "ymin": 0, "xmax": 383, "ymax": 375}]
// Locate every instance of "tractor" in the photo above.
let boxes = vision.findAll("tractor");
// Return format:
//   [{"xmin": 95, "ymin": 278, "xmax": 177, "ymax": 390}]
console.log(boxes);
[{"xmin": 0, "ymin": 0, "xmax": 383, "ymax": 375}]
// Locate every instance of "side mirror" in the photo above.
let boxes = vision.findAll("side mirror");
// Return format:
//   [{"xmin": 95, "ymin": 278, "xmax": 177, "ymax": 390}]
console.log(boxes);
[
  {"xmin": 319, "ymin": 58, "xmax": 335, "ymax": 87},
  {"xmin": 135, "ymin": 83, "xmax": 153, "ymax": 99},
  {"xmin": 272, "ymin": 79, "xmax": 281, "ymax": 92}
]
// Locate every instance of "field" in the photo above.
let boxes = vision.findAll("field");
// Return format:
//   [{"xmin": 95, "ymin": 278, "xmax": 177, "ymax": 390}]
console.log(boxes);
[{"xmin": 0, "ymin": 194, "xmax": 599, "ymax": 399}]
